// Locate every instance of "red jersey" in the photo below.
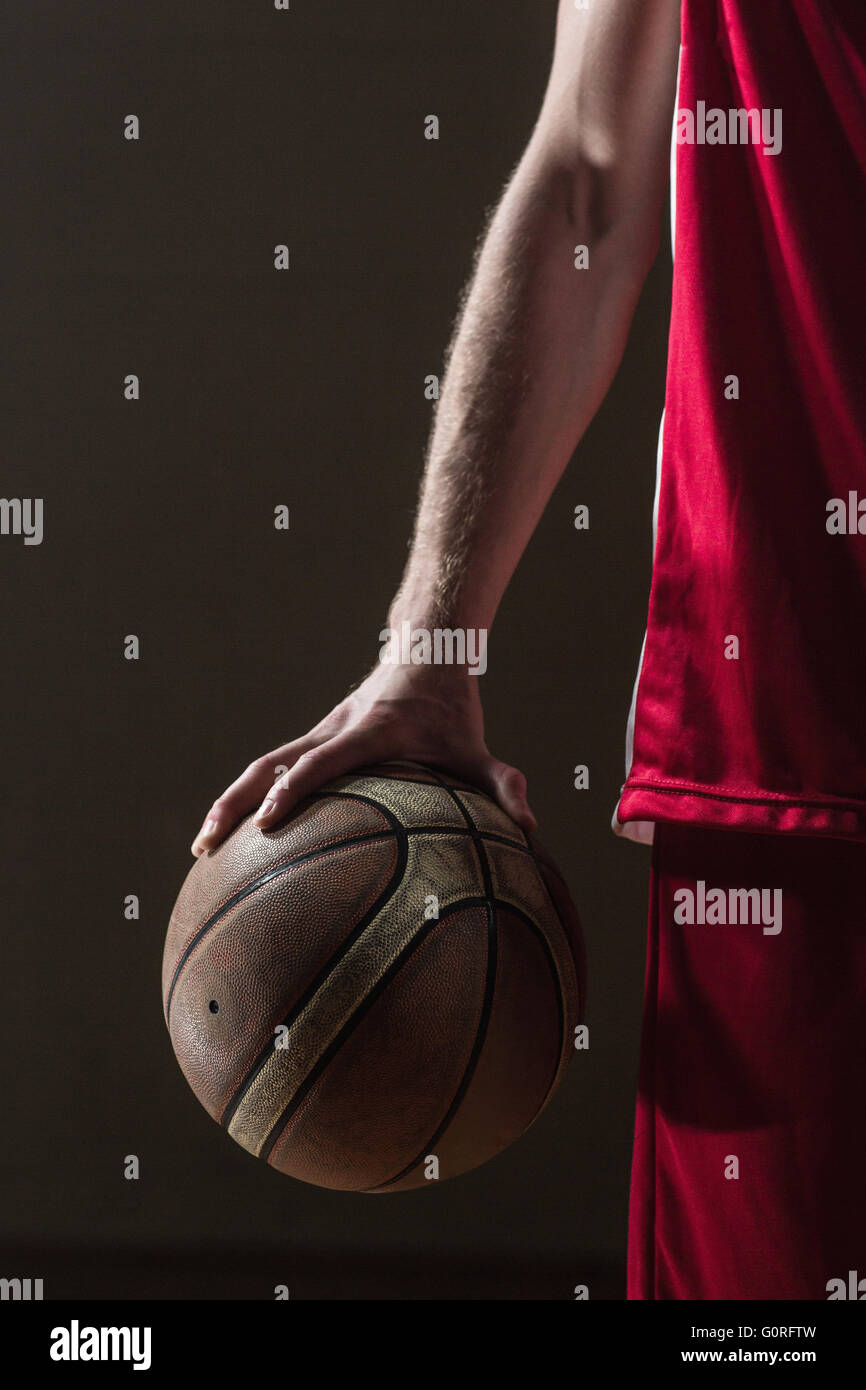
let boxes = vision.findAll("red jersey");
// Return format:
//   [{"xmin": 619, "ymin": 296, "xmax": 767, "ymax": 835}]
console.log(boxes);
[{"xmin": 615, "ymin": 0, "xmax": 866, "ymax": 845}]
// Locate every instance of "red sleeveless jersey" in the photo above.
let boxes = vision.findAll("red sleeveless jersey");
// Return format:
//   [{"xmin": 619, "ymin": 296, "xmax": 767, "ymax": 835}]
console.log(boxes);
[{"xmin": 615, "ymin": 0, "xmax": 866, "ymax": 844}]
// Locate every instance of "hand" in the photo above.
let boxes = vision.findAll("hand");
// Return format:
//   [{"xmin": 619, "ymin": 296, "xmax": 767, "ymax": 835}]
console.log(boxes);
[{"xmin": 190, "ymin": 661, "xmax": 537, "ymax": 856}]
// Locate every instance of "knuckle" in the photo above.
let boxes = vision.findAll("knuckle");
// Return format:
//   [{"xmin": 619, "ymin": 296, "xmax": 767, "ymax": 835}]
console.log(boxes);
[{"xmin": 365, "ymin": 702, "xmax": 404, "ymax": 732}]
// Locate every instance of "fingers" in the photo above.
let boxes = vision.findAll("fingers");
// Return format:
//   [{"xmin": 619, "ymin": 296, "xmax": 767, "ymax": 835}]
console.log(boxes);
[
  {"xmin": 190, "ymin": 743, "xmax": 319, "ymax": 857},
  {"xmin": 252, "ymin": 729, "xmax": 392, "ymax": 830},
  {"xmin": 191, "ymin": 712, "xmax": 536, "ymax": 864},
  {"xmin": 474, "ymin": 756, "xmax": 538, "ymax": 835}
]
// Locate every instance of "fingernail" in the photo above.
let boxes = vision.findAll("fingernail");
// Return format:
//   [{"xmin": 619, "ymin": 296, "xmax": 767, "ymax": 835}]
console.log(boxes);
[
  {"xmin": 254, "ymin": 799, "xmax": 277, "ymax": 826},
  {"xmin": 191, "ymin": 818, "xmax": 218, "ymax": 856}
]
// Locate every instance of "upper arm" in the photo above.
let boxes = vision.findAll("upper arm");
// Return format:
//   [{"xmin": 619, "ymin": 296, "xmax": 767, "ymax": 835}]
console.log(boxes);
[{"xmin": 528, "ymin": 0, "xmax": 681, "ymax": 258}]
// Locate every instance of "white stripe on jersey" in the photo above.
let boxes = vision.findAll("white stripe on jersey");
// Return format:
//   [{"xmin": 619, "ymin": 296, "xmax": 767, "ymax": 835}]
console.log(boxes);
[{"xmin": 612, "ymin": 43, "xmax": 683, "ymax": 846}]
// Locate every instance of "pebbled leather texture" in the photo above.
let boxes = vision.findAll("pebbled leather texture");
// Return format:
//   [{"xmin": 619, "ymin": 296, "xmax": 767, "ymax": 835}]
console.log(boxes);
[{"xmin": 163, "ymin": 761, "xmax": 585, "ymax": 1191}]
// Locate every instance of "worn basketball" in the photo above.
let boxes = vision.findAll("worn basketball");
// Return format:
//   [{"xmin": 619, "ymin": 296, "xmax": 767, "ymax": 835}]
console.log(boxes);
[{"xmin": 162, "ymin": 761, "xmax": 585, "ymax": 1191}]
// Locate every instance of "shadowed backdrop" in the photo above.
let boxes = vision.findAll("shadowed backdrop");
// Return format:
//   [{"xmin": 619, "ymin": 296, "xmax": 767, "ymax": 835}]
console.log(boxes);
[{"xmin": 1, "ymin": 0, "xmax": 670, "ymax": 1299}]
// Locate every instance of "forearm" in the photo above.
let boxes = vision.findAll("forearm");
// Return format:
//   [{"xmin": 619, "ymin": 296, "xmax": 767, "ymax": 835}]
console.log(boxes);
[{"xmin": 391, "ymin": 152, "xmax": 659, "ymax": 635}]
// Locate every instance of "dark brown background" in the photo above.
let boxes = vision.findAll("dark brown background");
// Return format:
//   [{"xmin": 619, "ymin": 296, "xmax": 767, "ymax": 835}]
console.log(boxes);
[{"xmin": 1, "ymin": 1, "xmax": 671, "ymax": 1298}]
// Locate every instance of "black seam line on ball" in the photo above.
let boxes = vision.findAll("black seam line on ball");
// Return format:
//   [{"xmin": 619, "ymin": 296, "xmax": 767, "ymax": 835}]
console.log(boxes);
[
  {"xmin": 423, "ymin": 769, "xmax": 500, "ymax": 922},
  {"xmin": 448, "ymin": 756, "xmax": 580, "ymax": 1022},
  {"xmin": 437, "ymin": 775, "xmax": 572, "ymax": 1071},
  {"xmin": 331, "ymin": 820, "xmax": 532, "ymax": 854},
  {"xmin": 255, "ymin": 895, "xmax": 491, "ymax": 1163},
  {"xmin": 444, "ymin": 773, "xmax": 576, "ymax": 1093},
  {"xmin": 365, "ymin": 771, "xmax": 502, "ymax": 1193},
  {"xmin": 523, "ymin": 841, "xmax": 585, "ymax": 1022},
  {"xmin": 219, "ymin": 788, "xmax": 511, "ymax": 1134},
  {"xmin": 168, "ymin": 791, "xmax": 409, "ymax": 1023},
  {"xmin": 219, "ymin": 815, "xmax": 410, "ymax": 1133},
  {"xmin": 496, "ymin": 901, "xmax": 566, "ymax": 1130},
  {"xmin": 166, "ymin": 827, "xmax": 397, "ymax": 1024},
  {"xmin": 311, "ymin": 788, "xmax": 530, "ymax": 854},
  {"xmin": 504, "ymin": 832, "xmax": 579, "ymax": 1069},
  {"xmin": 371, "ymin": 898, "xmax": 566, "ymax": 1192},
  {"xmin": 166, "ymin": 803, "xmax": 521, "ymax": 1027}
]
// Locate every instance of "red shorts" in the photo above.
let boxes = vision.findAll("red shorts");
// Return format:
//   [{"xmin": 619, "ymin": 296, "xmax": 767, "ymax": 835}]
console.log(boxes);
[{"xmin": 628, "ymin": 822, "xmax": 866, "ymax": 1300}]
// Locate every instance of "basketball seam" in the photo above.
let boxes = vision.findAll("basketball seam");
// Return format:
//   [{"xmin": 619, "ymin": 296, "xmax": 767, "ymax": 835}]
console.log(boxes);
[
  {"xmin": 368, "ymin": 771, "xmax": 501, "ymax": 1190},
  {"xmin": 169, "ymin": 770, "xmax": 577, "ymax": 1189},
  {"xmin": 256, "ymin": 895, "xmax": 492, "ymax": 1166},
  {"xmin": 507, "ymin": 847, "xmax": 580, "ymax": 1084},
  {"xmin": 487, "ymin": 902, "xmax": 567, "ymax": 1133},
  {"xmin": 165, "ymin": 828, "xmax": 398, "ymax": 1024},
  {"xmin": 218, "ymin": 818, "xmax": 411, "ymax": 1133},
  {"xmin": 319, "ymin": 791, "xmax": 529, "ymax": 853},
  {"xmin": 181, "ymin": 800, "xmax": 397, "ymax": 925},
  {"xmin": 374, "ymin": 902, "xmax": 567, "ymax": 1191},
  {"xmin": 524, "ymin": 843, "xmax": 586, "ymax": 1024},
  {"xmin": 222, "ymin": 786, "xmax": 511, "ymax": 1146},
  {"xmin": 166, "ymin": 796, "xmax": 531, "ymax": 1024},
  {"xmin": 259, "ymin": 896, "xmax": 565, "ymax": 1189}
]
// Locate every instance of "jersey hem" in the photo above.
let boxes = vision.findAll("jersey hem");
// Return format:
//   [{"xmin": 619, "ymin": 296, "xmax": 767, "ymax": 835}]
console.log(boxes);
[{"xmin": 613, "ymin": 780, "xmax": 866, "ymax": 845}]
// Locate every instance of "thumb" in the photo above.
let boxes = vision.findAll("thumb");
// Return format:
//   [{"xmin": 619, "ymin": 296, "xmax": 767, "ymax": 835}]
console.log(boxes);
[{"xmin": 475, "ymin": 756, "xmax": 538, "ymax": 835}]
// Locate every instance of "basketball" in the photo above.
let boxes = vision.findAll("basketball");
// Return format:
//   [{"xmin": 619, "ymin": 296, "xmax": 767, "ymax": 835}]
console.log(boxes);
[{"xmin": 163, "ymin": 761, "xmax": 585, "ymax": 1191}]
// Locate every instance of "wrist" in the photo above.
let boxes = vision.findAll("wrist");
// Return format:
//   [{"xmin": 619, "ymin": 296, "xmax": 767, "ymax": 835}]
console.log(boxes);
[{"xmin": 378, "ymin": 615, "xmax": 489, "ymax": 679}]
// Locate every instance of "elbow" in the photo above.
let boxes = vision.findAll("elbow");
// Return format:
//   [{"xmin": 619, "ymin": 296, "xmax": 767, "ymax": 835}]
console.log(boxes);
[{"xmin": 547, "ymin": 156, "xmax": 664, "ymax": 284}]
